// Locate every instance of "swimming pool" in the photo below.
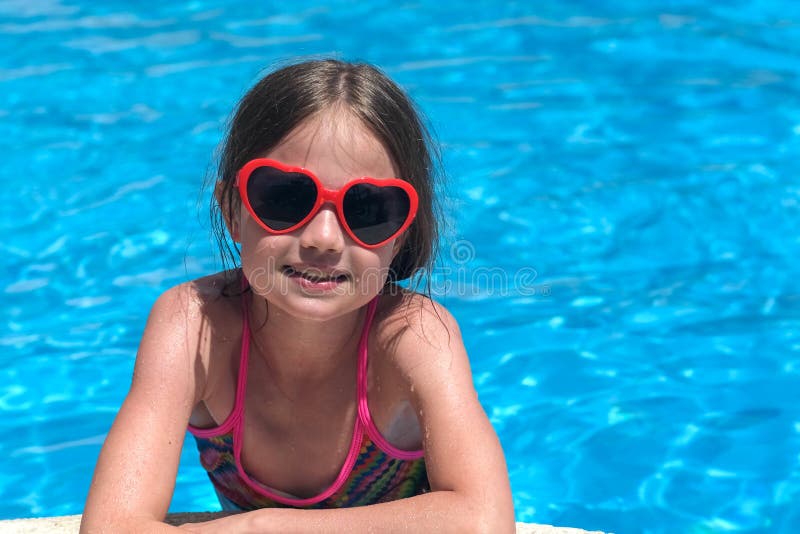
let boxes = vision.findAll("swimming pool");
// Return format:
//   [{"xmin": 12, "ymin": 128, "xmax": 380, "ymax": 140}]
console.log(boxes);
[{"xmin": 2, "ymin": 1, "xmax": 799, "ymax": 532}]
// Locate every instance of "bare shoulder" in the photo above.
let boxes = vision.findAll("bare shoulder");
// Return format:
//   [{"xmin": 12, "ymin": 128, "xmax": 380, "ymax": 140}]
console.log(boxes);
[
  {"xmin": 373, "ymin": 287, "xmax": 468, "ymax": 381},
  {"xmin": 137, "ymin": 271, "xmax": 242, "ymax": 396},
  {"xmin": 153, "ymin": 271, "xmax": 235, "ymax": 311},
  {"xmin": 151, "ymin": 271, "xmax": 240, "ymax": 328}
]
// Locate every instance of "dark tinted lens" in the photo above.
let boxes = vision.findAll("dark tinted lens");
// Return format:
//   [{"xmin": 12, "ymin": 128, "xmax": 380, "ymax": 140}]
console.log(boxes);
[
  {"xmin": 246, "ymin": 167, "xmax": 317, "ymax": 230},
  {"xmin": 342, "ymin": 183, "xmax": 410, "ymax": 245}
]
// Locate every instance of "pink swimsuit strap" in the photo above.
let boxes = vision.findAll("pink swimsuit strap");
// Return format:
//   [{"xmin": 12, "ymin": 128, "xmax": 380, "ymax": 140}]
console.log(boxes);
[
  {"xmin": 187, "ymin": 276, "xmax": 252, "ymax": 438},
  {"xmin": 357, "ymin": 299, "xmax": 423, "ymax": 460}
]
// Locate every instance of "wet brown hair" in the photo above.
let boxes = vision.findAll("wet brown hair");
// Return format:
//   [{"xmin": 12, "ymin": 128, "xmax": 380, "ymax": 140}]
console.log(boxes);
[{"xmin": 211, "ymin": 59, "xmax": 441, "ymax": 290}]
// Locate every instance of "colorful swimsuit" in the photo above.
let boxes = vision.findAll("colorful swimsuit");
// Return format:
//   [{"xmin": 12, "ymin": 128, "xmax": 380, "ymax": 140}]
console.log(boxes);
[{"xmin": 187, "ymin": 291, "xmax": 429, "ymax": 510}]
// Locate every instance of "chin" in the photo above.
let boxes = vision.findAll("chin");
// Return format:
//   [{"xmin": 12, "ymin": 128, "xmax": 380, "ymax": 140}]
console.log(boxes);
[{"xmin": 273, "ymin": 293, "xmax": 364, "ymax": 322}]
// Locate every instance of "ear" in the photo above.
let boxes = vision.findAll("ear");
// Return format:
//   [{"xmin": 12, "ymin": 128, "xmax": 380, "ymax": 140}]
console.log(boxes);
[{"xmin": 214, "ymin": 181, "xmax": 241, "ymax": 243}]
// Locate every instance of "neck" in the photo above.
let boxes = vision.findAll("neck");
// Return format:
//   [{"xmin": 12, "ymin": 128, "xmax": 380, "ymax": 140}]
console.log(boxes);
[{"xmin": 245, "ymin": 294, "xmax": 368, "ymax": 391}]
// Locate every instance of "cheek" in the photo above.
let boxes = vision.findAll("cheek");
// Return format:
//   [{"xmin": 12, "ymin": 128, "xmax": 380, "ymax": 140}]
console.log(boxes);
[
  {"xmin": 379, "ymin": 244, "xmax": 398, "ymax": 266},
  {"xmin": 352, "ymin": 242, "xmax": 398, "ymax": 291},
  {"xmin": 239, "ymin": 233, "xmax": 292, "ymax": 292},
  {"xmin": 360, "ymin": 239, "xmax": 397, "ymax": 266},
  {"xmin": 240, "ymin": 214, "xmax": 276, "ymax": 245},
  {"xmin": 239, "ymin": 220, "xmax": 287, "ymax": 264}
]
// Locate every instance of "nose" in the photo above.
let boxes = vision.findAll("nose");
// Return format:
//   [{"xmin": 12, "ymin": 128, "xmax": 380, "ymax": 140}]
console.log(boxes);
[{"xmin": 298, "ymin": 204, "xmax": 346, "ymax": 253}]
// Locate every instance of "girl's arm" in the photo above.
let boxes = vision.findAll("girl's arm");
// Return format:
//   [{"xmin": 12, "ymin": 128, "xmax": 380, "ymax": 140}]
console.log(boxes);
[
  {"xmin": 81, "ymin": 284, "xmax": 206, "ymax": 533},
  {"xmin": 179, "ymin": 297, "xmax": 516, "ymax": 534}
]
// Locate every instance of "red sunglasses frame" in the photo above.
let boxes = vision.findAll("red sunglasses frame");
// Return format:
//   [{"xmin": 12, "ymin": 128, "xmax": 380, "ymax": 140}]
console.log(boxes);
[{"xmin": 235, "ymin": 158, "xmax": 419, "ymax": 249}]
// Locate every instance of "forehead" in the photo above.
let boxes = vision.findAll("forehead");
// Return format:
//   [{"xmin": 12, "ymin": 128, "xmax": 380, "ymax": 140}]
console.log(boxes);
[{"xmin": 265, "ymin": 111, "xmax": 397, "ymax": 184}]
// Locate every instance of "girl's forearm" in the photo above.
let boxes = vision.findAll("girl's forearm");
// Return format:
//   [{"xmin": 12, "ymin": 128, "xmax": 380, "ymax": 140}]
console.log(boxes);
[
  {"xmin": 180, "ymin": 491, "xmax": 514, "ymax": 534},
  {"xmin": 82, "ymin": 516, "xmax": 184, "ymax": 534}
]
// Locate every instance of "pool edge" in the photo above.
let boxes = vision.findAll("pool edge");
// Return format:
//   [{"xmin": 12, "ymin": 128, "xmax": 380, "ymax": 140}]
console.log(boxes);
[{"xmin": 0, "ymin": 513, "xmax": 606, "ymax": 533}]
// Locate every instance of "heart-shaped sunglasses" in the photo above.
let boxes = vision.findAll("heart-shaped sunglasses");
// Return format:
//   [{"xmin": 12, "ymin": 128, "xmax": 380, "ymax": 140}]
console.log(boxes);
[{"xmin": 235, "ymin": 159, "xmax": 419, "ymax": 249}]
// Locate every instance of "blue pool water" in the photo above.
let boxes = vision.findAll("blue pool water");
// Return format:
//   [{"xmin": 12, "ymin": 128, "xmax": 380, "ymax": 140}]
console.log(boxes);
[{"xmin": 2, "ymin": 1, "xmax": 800, "ymax": 532}]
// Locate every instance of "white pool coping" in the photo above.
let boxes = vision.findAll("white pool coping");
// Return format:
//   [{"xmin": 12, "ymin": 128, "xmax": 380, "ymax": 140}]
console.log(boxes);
[{"xmin": 0, "ymin": 513, "xmax": 606, "ymax": 533}]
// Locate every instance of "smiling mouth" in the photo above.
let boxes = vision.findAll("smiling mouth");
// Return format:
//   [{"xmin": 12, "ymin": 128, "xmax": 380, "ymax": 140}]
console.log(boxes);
[{"xmin": 282, "ymin": 266, "xmax": 349, "ymax": 283}]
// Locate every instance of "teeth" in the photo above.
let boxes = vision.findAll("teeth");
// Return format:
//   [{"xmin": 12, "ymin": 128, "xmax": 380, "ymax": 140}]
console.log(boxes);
[
  {"xmin": 302, "ymin": 273, "xmax": 332, "ymax": 281},
  {"xmin": 285, "ymin": 266, "xmax": 341, "ymax": 282}
]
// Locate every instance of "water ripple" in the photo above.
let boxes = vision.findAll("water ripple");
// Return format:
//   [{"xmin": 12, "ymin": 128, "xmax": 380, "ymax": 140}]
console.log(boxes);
[
  {"xmin": 0, "ymin": 13, "xmax": 174, "ymax": 33},
  {"xmin": 63, "ymin": 30, "xmax": 201, "ymax": 53}
]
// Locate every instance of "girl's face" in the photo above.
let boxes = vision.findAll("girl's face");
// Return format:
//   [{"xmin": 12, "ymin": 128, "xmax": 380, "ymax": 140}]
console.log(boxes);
[{"xmin": 236, "ymin": 111, "xmax": 401, "ymax": 321}]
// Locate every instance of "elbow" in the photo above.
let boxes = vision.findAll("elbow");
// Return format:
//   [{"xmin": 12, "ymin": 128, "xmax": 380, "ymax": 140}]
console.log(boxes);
[
  {"xmin": 476, "ymin": 485, "xmax": 516, "ymax": 534},
  {"xmin": 455, "ymin": 492, "xmax": 515, "ymax": 534},
  {"xmin": 80, "ymin": 515, "xmax": 127, "ymax": 534},
  {"xmin": 80, "ymin": 508, "xmax": 110, "ymax": 534},
  {"xmin": 473, "ymin": 507, "xmax": 516, "ymax": 534}
]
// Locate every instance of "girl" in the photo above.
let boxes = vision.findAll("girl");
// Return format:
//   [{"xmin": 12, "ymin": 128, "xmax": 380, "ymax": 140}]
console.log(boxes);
[{"xmin": 81, "ymin": 59, "xmax": 515, "ymax": 533}]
